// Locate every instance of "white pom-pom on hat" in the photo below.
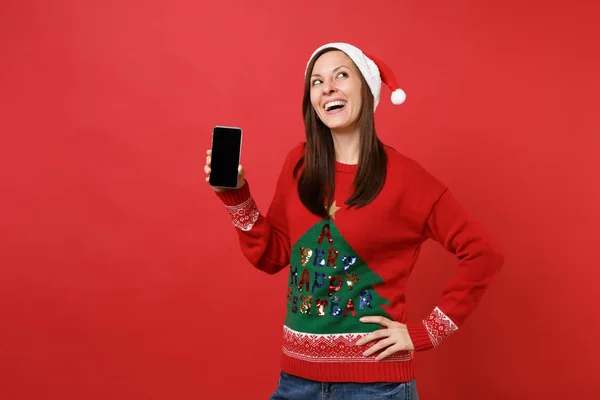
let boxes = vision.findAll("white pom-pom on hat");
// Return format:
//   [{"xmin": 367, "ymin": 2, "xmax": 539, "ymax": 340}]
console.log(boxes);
[
  {"xmin": 391, "ymin": 88, "xmax": 406, "ymax": 105},
  {"xmin": 306, "ymin": 42, "xmax": 406, "ymax": 111}
]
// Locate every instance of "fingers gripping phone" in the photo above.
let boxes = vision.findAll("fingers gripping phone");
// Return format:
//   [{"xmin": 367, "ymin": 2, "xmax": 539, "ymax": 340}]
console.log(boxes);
[{"xmin": 209, "ymin": 126, "xmax": 243, "ymax": 189}]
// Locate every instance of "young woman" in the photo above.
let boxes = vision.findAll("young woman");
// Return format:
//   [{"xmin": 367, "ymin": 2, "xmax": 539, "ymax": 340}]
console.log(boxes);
[{"xmin": 205, "ymin": 42, "xmax": 504, "ymax": 400}]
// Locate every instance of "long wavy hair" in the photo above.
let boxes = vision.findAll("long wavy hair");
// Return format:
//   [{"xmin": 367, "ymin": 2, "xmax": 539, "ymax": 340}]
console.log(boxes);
[{"xmin": 294, "ymin": 47, "xmax": 388, "ymax": 219}]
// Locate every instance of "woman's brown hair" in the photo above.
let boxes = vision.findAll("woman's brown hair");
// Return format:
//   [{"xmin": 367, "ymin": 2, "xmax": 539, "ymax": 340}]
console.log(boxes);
[{"xmin": 294, "ymin": 47, "xmax": 388, "ymax": 219}]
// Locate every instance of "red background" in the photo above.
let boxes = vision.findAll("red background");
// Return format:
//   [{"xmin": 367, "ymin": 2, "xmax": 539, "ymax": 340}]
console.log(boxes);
[{"xmin": 1, "ymin": 0, "xmax": 598, "ymax": 399}]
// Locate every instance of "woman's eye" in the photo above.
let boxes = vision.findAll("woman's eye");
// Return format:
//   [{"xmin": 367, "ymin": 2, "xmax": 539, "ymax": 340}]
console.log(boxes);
[
  {"xmin": 336, "ymin": 72, "xmax": 348, "ymax": 79},
  {"xmin": 312, "ymin": 80, "xmax": 322, "ymax": 86}
]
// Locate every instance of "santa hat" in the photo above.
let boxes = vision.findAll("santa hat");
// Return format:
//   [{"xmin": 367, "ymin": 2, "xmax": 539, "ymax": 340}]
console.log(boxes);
[{"xmin": 306, "ymin": 42, "xmax": 406, "ymax": 110}]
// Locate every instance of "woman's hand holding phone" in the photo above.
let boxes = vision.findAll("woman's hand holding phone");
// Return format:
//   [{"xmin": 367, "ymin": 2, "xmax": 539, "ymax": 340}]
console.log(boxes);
[{"xmin": 205, "ymin": 149, "xmax": 246, "ymax": 192}]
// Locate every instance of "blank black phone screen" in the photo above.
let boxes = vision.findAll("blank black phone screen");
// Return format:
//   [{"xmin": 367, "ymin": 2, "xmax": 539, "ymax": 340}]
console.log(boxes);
[{"xmin": 209, "ymin": 126, "xmax": 242, "ymax": 188}]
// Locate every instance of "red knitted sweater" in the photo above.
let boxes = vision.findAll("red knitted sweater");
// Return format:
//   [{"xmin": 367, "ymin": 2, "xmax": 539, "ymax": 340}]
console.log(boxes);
[{"xmin": 215, "ymin": 143, "xmax": 504, "ymax": 383}]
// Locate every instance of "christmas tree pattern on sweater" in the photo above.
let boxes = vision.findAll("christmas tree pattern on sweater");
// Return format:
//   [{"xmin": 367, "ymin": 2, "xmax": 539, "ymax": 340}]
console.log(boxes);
[{"xmin": 283, "ymin": 219, "xmax": 413, "ymax": 363}]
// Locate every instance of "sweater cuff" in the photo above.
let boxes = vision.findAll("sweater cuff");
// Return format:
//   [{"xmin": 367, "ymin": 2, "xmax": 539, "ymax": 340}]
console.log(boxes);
[
  {"xmin": 407, "ymin": 307, "xmax": 460, "ymax": 351},
  {"xmin": 214, "ymin": 181, "xmax": 260, "ymax": 232},
  {"xmin": 407, "ymin": 322, "xmax": 435, "ymax": 351},
  {"xmin": 215, "ymin": 181, "xmax": 251, "ymax": 206}
]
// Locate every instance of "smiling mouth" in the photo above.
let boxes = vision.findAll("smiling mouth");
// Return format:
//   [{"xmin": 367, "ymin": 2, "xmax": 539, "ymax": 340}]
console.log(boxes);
[{"xmin": 325, "ymin": 100, "xmax": 347, "ymax": 113}]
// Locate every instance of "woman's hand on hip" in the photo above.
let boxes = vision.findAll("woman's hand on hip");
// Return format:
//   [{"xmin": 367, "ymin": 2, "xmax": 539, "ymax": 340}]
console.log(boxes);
[{"xmin": 356, "ymin": 316, "xmax": 415, "ymax": 361}]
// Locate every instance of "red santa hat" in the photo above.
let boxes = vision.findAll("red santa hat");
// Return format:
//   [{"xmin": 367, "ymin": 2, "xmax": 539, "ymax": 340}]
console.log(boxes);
[{"xmin": 306, "ymin": 42, "xmax": 406, "ymax": 110}]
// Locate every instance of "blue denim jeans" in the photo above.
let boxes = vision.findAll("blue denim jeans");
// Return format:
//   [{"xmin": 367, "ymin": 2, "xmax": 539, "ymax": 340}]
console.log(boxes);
[{"xmin": 270, "ymin": 371, "xmax": 419, "ymax": 400}]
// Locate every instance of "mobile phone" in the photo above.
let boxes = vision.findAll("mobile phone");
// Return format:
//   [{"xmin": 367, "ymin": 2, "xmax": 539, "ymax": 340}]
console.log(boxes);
[{"xmin": 209, "ymin": 126, "xmax": 243, "ymax": 189}]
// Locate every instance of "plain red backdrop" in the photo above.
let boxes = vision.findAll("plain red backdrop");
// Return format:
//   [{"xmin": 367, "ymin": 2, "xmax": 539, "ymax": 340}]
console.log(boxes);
[{"xmin": 1, "ymin": 0, "xmax": 598, "ymax": 399}]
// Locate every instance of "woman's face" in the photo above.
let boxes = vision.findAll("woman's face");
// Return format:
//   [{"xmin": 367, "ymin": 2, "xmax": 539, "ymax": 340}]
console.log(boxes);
[{"xmin": 309, "ymin": 50, "xmax": 363, "ymax": 133}]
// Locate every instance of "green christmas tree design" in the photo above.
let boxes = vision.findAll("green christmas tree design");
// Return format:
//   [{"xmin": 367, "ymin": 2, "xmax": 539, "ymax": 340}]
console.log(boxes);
[{"xmin": 285, "ymin": 219, "xmax": 392, "ymax": 334}]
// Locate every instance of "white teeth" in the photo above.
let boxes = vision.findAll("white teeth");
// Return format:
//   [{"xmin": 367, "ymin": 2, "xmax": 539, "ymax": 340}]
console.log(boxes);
[{"xmin": 325, "ymin": 100, "xmax": 347, "ymax": 111}]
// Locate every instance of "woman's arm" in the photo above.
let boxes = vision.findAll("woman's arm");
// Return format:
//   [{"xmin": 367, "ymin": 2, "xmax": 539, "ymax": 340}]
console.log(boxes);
[{"xmin": 407, "ymin": 189, "xmax": 505, "ymax": 350}]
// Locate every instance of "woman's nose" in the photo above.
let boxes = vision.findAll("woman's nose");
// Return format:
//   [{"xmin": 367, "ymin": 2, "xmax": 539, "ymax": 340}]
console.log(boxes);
[{"xmin": 321, "ymin": 80, "xmax": 336, "ymax": 95}]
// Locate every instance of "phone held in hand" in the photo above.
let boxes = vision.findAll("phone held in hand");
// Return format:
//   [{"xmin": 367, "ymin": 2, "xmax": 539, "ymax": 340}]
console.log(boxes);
[{"xmin": 209, "ymin": 126, "xmax": 243, "ymax": 189}]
